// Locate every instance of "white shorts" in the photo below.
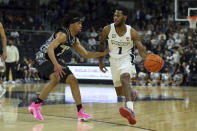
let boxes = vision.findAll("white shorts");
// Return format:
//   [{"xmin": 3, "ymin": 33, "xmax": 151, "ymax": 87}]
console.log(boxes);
[{"xmin": 109, "ymin": 55, "xmax": 136, "ymax": 87}]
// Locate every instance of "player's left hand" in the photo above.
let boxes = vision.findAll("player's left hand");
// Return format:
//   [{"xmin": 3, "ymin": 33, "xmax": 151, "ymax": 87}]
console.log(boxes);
[{"xmin": 54, "ymin": 63, "xmax": 66, "ymax": 78}]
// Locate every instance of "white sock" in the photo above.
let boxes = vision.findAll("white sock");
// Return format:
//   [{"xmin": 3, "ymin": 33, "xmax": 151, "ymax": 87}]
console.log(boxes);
[{"xmin": 126, "ymin": 101, "xmax": 133, "ymax": 110}]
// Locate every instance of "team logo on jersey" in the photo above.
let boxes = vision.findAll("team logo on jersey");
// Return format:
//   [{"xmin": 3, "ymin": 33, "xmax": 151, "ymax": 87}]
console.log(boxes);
[
  {"xmin": 112, "ymin": 34, "xmax": 116, "ymax": 38},
  {"xmin": 56, "ymin": 45, "xmax": 70, "ymax": 56}
]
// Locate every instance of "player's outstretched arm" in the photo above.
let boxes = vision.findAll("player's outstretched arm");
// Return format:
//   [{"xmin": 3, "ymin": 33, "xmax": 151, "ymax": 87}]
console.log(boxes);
[
  {"xmin": 0, "ymin": 23, "xmax": 7, "ymax": 61},
  {"xmin": 131, "ymin": 28, "xmax": 148, "ymax": 59},
  {"xmin": 74, "ymin": 39, "xmax": 109, "ymax": 58}
]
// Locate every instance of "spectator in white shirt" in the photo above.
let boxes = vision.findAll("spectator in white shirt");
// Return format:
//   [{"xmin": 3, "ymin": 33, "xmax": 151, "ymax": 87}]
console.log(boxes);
[
  {"xmin": 4, "ymin": 40, "xmax": 19, "ymax": 84},
  {"xmin": 166, "ymin": 34, "xmax": 175, "ymax": 49}
]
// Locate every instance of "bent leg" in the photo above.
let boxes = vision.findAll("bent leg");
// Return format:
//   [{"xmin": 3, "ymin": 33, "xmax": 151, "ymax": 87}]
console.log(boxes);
[
  {"xmin": 39, "ymin": 73, "xmax": 60, "ymax": 100},
  {"xmin": 66, "ymin": 74, "xmax": 81, "ymax": 105}
]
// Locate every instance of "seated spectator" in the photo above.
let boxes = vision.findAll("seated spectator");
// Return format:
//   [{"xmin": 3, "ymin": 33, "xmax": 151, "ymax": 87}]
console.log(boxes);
[
  {"xmin": 172, "ymin": 69, "xmax": 183, "ymax": 86},
  {"xmin": 69, "ymin": 57, "xmax": 77, "ymax": 64},
  {"xmin": 137, "ymin": 67, "xmax": 148, "ymax": 86},
  {"xmin": 88, "ymin": 37, "xmax": 97, "ymax": 50},
  {"xmin": 160, "ymin": 68, "xmax": 172, "ymax": 86},
  {"xmin": 130, "ymin": 74, "xmax": 138, "ymax": 86},
  {"xmin": 148, "ymin": 72, "xmax": 161, "ymax": 86},
  {"xmin": 10, "ymin": 30, "xmax": 19, "ymax": 39},
  {"xmin": 78, "ymin": 57, "xmax": 86, "ymax": 64},
  {"xmin": 19, "ymin": 57, "xmax": 30, "ymax": 82},
  {"xmin": 28, "ymin": 59, "xmax": 40, "ymax": 81}
]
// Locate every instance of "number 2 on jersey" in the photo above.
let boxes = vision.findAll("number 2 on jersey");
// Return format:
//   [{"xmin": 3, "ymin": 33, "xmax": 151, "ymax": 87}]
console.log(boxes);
[{"xmin": 118, "ymin": 47, "xmax": 122, "ymax": 54}]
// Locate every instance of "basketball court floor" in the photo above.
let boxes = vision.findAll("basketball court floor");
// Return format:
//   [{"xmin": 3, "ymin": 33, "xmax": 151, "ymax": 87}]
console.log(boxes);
[{"xmin": 0, "ymin": 83, "xmax": 197, "ymax": 131}]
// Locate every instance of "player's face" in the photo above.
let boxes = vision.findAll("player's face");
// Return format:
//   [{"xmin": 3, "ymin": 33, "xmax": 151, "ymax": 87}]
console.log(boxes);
[
  {"xmin": 114, "ymin": 10, "xmax": 126, "ymax": 27},
  {"xmin": 73, "ymin": 22, "xmax": 82, "ymax": 33}
]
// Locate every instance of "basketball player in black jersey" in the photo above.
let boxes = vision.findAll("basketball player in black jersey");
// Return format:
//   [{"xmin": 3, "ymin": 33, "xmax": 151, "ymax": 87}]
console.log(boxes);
[
  {"xmin": 28, "ymin": 12, "xmax": 109, "ymax": 121},
  {"xmin": 0, "ymin": 22, "xmax": 7, "ymax": 98}
]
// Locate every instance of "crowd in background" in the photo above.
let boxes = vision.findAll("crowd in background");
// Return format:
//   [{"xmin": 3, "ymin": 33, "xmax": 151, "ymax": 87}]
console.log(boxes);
[{"xmin": 0, "ymin": 0, "xmax": 196, "ymax": 86}]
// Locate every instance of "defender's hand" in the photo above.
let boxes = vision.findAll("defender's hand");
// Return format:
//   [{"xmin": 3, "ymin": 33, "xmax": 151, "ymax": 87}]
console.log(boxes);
[
  {"xmin": 102, "ymin": 48, "xmax": 110, "ymax": 56},
  {"xmin": 54, "ymin": 64, "xmax": 66, "ymax": 78},
  {"xmin": 99, "ymin": 62, "xmax": 108, "ymax": 73}
]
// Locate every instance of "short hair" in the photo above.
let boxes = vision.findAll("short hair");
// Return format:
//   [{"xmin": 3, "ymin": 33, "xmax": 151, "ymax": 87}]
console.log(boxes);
[
  {"xmin": 64, "ymin": 11, "xmax": 83, "ymax": 27},
  {"xmin": 115, "ymin": 6, "xmax": 129, "ymax": 16}
]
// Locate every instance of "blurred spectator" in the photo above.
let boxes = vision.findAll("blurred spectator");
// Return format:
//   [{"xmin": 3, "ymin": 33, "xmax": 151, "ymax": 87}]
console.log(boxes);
[
  {"xmin": 160, "ymin": 68, "xmax": 172, "ymax": 86},
  {"xmin": 130, "ymin": 74, "xmax": 138, "ymax": 86},
  {"xmin": 88, "ymin": 37, "xmax": 97, "ymax": 50},
  {"xmin": 78, "ymin": 57, "xmax": 86, "ymax": 64},
  {"xmin": 148, "ymin": 72, "xmax": 161, "ymax": 86},
  {"xmin": 69, "ymin": 57, "xmax": 77, "ymax": 64},
  {"xmin": 10, "ymin": 30, "xmax": 19, "ymax": 39},
  {"xmin": 172, "ymin": 69, "xmax": 183, "ymax": 86},
  {"xmin": 166, "ymin": 34, "xmax": 175, "ymax": 49},
  {"xmin": 4, "ymin": 40, "xmax": 19, "ymax": 84},
  {"xmin": 137, "ymin": 67, "xmax": 148, "ymax": 86},
  {"xmin": 28, "ymin": 59, "xmax": 40, "ymax": 81},
  {"xmin": 158, "ymin": 31, "xmax": 166, "ymax": 41},
  {"xmin": 18, "ymin": 57, "xmax": 30, "ymax": 82}
]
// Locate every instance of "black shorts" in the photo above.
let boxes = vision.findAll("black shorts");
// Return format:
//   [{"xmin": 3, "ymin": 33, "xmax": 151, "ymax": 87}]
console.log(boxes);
[{"xmin": 36, "ymin": 60, "xmax": 72, "ymax": 83}]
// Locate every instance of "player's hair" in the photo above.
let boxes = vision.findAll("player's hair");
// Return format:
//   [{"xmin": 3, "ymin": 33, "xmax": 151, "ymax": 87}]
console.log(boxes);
[
  {"xmin": 115, "ymin": 6, "xmax": 129, "ymax": 16},
  {"xmin": 64, "ymin": 11, "xmax": 83, "ymax": 27}
]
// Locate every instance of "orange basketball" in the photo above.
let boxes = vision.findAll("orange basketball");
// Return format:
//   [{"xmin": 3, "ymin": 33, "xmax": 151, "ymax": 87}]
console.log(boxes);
[{"xmin": 144, "ymin": 54, "xmax": 164, "ymax": 72}]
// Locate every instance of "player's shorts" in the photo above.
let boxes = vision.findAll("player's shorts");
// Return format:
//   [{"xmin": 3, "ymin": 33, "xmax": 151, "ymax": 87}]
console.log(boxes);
[
  {"xmin": 36, "ymin": 60, "xmax": 72, "ymax": 83},
  {"xmin": 109, "ymin": 55, "xmax": 136, "ymax": 87}
]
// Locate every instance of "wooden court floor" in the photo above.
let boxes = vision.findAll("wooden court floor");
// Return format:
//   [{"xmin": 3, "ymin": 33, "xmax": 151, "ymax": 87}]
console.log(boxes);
[{"xmin": 0, "ymin": 83, "xmax": 197, "ymax": 131}]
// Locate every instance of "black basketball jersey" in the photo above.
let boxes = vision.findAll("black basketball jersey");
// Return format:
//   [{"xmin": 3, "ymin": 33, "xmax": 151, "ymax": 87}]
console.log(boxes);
[{"xmin": 35, "ymin": 28, "xmax": 76, "ymax": 65}]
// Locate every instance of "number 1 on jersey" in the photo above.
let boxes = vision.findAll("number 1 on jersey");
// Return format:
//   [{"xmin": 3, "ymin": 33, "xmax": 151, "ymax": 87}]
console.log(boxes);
[{"xmin": 118, "ymin": 47, "xmax": 122, "ymax": 54}]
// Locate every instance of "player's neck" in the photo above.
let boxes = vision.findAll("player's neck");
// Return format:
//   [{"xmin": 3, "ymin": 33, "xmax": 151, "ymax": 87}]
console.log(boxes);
[
  {"xmin": 69, "ymin": 27, "xmax": 77, "ymax": 37},
  {"xmin": 115, "ymin": 24, "xmax": 126, "ymax": 32},
  {"xmin": 115, "ymin": 24, "xmax": 126, "ymax": 36}
]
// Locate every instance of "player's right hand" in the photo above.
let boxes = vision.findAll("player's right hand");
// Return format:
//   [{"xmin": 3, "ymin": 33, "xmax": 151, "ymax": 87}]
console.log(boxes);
[
  {"xmin": 54, "ymin": 64, "xmax": 66, "ymax": 78},
  {"xmin": 99, "ymin": 62, "xmax": 108, "ymax": 73}
]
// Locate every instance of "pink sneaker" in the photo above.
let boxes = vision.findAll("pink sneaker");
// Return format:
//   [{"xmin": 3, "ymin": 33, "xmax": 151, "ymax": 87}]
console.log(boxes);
[
  {"xmin": 28, "ymin": 102, "xmax": 43, "ymax": 120},
  {"xmin": 77, "ymin": 107, "xmax": 92, "ymax": 121}
]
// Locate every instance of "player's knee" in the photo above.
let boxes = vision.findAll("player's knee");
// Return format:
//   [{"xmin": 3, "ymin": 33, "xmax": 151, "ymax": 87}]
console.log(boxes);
[
  {"xmin": 50, "ymin": 74, "xmax": 60, "ymax": 84},
  {"xmin": 66, "ymin": 75, "xmax": 78, "ymax": 85},
  {"xmin": 52, "ymin": 78, "xmax": 60, "ymax": 85},
  {"xmin": 120, "ymin": 73, "xmax": 130, "ymax": 81}
]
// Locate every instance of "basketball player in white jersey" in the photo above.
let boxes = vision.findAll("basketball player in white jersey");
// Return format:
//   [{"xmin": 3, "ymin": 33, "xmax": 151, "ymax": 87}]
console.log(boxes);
[
  {"xmin": 0, "ymin": 22, "xmax": 7, "ymax": 98},
  {"xmin": 98, "ymin": 7, "xmax": 149, "ymax": 125}
]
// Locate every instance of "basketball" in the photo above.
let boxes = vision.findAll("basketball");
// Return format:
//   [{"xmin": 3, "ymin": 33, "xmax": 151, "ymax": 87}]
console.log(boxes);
[{"xmin": 144, "ymin": 54, "xmax": 164, "ymax": 72}]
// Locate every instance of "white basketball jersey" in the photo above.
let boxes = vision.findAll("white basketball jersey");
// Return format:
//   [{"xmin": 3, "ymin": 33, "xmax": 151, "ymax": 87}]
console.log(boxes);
[{"xmin": 108, "ymin": 23, "xmax": 134, "ymax": 59}]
